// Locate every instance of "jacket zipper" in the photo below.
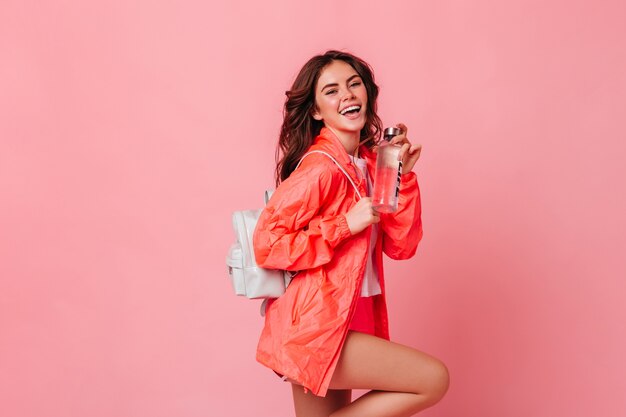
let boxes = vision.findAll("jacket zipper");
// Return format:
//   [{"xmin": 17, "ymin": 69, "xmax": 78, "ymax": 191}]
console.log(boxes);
[{"xmin": 317, "ymin": 223, "xmax": 371, "ymax": 395}]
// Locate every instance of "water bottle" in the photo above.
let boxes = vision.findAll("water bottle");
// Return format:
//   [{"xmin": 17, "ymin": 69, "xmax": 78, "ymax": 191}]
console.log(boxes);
[{"xmin": 372, "ymin": 127, "xmax": 402, "ymax": 213}]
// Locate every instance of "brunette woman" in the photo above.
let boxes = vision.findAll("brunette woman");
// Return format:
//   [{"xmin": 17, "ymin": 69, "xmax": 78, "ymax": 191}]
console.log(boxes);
[{"xmin": 253, "ymin": 50, "xmax": 449, "ymax": 417}]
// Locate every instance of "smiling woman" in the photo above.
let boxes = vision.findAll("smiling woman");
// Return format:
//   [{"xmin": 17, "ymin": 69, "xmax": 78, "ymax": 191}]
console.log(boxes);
[
  {"xmin": 312, "ymin": 61, "xmax": 369, "ymax": 155},
  {"xmin": 274, "ymin": 51, "xmax": 383, "ymax": 187},
  {"xmin": 252, "ymin": 50, "xmax": 447, "ymax": 417}
]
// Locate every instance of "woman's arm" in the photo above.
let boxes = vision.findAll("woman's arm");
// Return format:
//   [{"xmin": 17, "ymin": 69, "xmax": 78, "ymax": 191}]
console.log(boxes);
[
  {"xmin": 379, "ymin": 171, "xmax": 423, "ymax": 260},
  {"xmin": 253, "ymin": 158, "xmax": 353, "ymax": 271}
]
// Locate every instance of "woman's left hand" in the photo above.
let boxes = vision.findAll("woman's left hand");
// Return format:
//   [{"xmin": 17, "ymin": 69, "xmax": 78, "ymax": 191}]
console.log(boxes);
[{"xmin": 391, "ymin": 123, "xmax": 422, "ymax": 174}]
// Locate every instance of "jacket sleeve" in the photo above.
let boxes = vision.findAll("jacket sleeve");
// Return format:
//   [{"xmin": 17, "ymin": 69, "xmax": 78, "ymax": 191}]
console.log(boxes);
[
  {"xmin": 253, "ymin": 158, "xmax": 353, "ymax": 271},
  {"xmin": 379, "ymin": 171, "xmax": 423, "ymax": 260}
]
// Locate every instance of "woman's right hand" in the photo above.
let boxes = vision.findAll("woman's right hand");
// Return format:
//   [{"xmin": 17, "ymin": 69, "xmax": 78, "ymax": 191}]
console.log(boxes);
[{"xmin": 344, "ymin": 197, "xmax": 380, "ymax": 235}]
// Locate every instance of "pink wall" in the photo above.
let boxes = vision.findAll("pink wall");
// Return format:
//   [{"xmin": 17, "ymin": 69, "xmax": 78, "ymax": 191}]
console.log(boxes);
[{"xmin": 1, "ymin": 1, "xmax": 625, "ymax": 416}]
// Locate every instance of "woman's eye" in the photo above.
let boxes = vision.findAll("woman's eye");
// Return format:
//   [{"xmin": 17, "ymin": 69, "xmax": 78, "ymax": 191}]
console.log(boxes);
[
  {"xmin": 350, "ymin": 81, "xmax": 362, "ymax": 88},
  {"xmin": 325, "ymin": 89, "xmax": 337, "ymax": 95}
]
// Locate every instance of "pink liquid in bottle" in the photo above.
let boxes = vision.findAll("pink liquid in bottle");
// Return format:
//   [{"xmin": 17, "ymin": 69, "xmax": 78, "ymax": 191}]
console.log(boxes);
[{"xmin": 372, "ymin": 127, "xmax": 402, "ymax": 213}]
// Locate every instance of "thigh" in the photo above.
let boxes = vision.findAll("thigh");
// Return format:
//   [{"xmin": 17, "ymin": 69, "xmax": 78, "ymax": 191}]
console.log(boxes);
[
  {"xmin": 328, "ymin": 331, "xmax": 449, "ymax": 395},
  {"xmin": 291, "ymin": 384, "xmax": 351, "ymax": 417}
]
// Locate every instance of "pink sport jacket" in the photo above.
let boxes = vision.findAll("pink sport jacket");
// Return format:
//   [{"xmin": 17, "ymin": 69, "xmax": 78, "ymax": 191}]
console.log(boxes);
[{"xmin": 253, "ymin": 127, "xmax": 423, "ymax": 396}]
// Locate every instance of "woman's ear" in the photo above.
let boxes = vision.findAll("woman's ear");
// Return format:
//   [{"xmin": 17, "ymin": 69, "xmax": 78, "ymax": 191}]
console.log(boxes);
[{"xmin": 311, "ymin": 106, "xmax": 323, "ymax": 121}]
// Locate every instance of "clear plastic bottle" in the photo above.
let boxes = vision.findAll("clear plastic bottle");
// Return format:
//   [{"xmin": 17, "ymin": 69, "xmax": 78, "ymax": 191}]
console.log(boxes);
[{"xmin": 372, "ymin": 127, "xmax": 402, "ymax": 213}]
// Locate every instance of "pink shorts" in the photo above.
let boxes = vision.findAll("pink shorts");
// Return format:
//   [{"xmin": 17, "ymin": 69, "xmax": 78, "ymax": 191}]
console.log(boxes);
[{"xmin": 348, "ymin": 296, "xmax": 376, "ymax": 336}]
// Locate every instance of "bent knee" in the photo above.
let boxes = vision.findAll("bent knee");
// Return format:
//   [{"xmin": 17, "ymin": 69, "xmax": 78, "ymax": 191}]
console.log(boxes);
[
  {"xmin": 403, "ymin": 356, "xmax": 449, "ymax": 405},
  {"xmin": 423, "ymin": 359, "xmax": 449, "ymax": 404}
]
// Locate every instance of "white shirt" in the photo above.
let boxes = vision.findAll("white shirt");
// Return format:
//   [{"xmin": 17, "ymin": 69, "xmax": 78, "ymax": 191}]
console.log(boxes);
[{"xmin": 348, "ymin": 155, "xmax": 382, "ymax": 297}]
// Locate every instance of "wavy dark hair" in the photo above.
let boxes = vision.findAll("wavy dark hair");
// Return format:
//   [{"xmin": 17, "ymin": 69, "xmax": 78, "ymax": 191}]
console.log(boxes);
[{"xmin": 275, "ymin": 50, "xmax": 383, "ymax": 185}]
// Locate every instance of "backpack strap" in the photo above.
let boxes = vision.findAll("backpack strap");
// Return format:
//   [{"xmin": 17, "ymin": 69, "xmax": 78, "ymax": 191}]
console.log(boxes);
[{"xmin": 295, "ymin": 150, "xmax": 362, "ymax": 200}]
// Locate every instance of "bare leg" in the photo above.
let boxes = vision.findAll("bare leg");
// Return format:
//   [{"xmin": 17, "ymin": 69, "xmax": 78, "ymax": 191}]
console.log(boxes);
[
  {"xmin": 291, "ymin": 384, "xmax": 351, "ymax": 417},
  {"xmin": 328, "ymin": 331, "xmax": 449, "ymax": 417}
]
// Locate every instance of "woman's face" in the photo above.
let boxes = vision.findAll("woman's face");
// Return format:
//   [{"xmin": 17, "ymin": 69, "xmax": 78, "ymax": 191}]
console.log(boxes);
[{"xmin": 312, "ymin": 60, "xmax": 368, "ymax": 139}]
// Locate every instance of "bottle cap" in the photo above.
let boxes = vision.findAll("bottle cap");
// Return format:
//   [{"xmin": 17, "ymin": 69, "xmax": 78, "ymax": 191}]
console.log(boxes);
[{"xmin": 383, "ymin": 127, "xmax": 402, "ymax": 141}]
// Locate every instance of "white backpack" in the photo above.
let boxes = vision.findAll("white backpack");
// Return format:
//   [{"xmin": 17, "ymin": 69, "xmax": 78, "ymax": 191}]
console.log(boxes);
[
  {"xmin": 226, "ymin": 151, "xmax": 362, "ymax": 314},
  {"xmin": 226, "ymin": 189, "xmax": 293, "ymax": 300}
]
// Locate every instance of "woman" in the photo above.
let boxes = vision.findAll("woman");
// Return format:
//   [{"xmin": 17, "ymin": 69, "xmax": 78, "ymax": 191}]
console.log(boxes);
[{"xmin": 253, "ymin": 50, "xmax": 449, "ymax": 417}]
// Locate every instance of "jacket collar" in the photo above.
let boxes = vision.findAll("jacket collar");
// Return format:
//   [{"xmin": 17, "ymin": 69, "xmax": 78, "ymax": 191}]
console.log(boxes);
[
  {"xmin": 311, "ymin": 127, "xmax": 377, "ymax": 185},
  {"xmin": 312, "ymin": 128, "xmax": 376, "ymax": 161},
  {"xmin": 311, "ymin": 127, "xmax": 353, "ymax": 167}
]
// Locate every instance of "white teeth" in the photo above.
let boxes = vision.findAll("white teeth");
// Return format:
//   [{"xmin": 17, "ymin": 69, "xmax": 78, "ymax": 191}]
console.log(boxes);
[{"xmin": 340, "ymin": 105, "xmax": 361, "ymax": 115}]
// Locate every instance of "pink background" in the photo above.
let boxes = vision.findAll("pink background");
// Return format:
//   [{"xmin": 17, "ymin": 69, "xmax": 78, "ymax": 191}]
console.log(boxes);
[{"xmin": 1, "ymin": 1, "xmax": 625, "ymax": 416}]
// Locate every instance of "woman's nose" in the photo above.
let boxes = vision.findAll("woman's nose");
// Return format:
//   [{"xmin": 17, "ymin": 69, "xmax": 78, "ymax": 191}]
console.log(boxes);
[{"xmin": 342, "ymin": 89, "xmax": 356, "ymax": 101}]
